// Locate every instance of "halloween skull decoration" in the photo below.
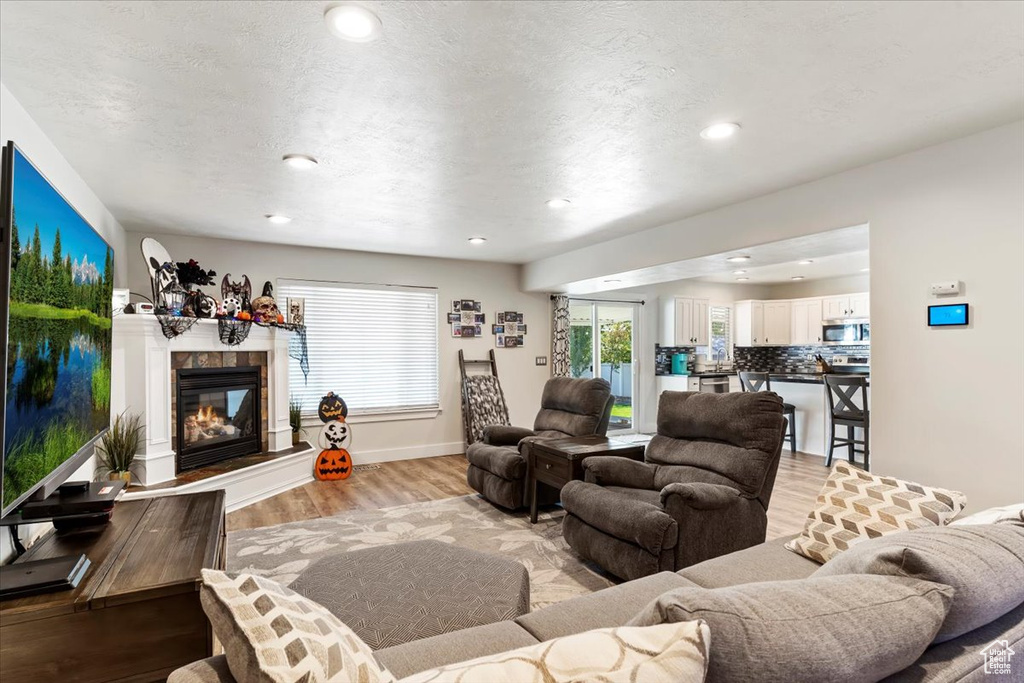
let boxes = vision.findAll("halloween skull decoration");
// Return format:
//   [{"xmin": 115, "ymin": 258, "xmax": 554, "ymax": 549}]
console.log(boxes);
[
  {"xmin": 314, "ymin": 448, "xmax": 352, "ymax": 480},
  {"xmin": 318, "ymin": 419, "xmax": 350, "ymax": 450},
  {"xmin": 318, "ymin": 392, "xmax": 349, "ymax": 423},
  {"xmin": 250, "ymin": 281, "xmax": 281, "ymax": 323}
]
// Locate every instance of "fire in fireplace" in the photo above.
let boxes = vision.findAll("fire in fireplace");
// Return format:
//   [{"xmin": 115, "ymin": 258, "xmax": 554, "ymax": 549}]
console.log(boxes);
[{"xmin": 176, "ymin": 366, "xmax": 262, "ymax": 471}]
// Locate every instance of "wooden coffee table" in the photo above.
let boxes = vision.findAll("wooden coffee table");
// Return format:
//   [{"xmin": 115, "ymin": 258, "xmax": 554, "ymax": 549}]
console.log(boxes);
[{"xmin": 528, "ymin": 435, "xmax": 646, "ymax": 523}]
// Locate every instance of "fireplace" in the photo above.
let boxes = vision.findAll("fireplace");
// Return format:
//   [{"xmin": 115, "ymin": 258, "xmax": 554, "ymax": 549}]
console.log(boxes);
[{"xmin": 175, "ymin": 366, "xmax": 262, "ymax": 472}]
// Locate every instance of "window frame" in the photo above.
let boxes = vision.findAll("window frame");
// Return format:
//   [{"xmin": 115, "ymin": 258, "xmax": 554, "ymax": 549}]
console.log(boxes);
[{"xmin": 278, "ymin": 278, "xmax": 441, "ymax": 420}]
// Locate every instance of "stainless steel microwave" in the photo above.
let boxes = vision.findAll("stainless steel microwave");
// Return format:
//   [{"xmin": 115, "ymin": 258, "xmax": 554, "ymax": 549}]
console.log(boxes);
[{"xmin": 822, "ymin": 319, "xmax": 870, "ymax": 345}]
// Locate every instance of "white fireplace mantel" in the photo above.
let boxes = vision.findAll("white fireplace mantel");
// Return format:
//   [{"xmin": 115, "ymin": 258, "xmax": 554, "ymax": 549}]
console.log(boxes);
[{"xmin": 112, "ymin": 315, "xmax": 294, "ymax": 486}]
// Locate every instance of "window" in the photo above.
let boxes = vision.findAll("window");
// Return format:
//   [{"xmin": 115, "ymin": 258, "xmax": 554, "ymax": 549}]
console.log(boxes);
[
  {"xmin": 278, "ymin": 279, "xmax": 439, "ymax": 415},
  {"xmin": 709, "ymin": 306, "xmax": 732, "ymax": 360}
]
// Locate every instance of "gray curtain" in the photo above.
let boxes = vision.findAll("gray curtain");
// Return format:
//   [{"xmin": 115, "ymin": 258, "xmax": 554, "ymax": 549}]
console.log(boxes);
[{"xmin": 551, "ymin": 294, "xmax": 570, "ymax": 377}]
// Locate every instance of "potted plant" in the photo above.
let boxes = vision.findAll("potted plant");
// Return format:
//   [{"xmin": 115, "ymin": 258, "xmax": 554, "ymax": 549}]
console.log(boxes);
[
  {"xmin": 96, "ymin": 411, "xmax": 144, "ymax": 486},
  {"xmin": 289, "ymin": 398, "xmax": 304, "ymax": 445}
]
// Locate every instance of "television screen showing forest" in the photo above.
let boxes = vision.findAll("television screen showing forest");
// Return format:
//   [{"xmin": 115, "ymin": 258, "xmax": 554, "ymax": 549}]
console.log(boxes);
[{"xmin": 3, "ymin": 146, "xmax": 114, "ymax": 513}]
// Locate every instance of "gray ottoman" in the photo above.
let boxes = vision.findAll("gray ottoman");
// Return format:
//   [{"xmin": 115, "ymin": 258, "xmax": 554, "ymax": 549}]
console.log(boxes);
[{"xmin": 289, "ymin": 540, "xmax": 530, "ymax": 650}]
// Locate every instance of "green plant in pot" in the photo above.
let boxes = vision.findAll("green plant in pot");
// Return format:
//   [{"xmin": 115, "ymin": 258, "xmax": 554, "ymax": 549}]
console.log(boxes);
[
  {"xmin": 96, "ymin": 411, "xmax": 144, "ymax": 486},
  {"xmin": 289, "ymin": 398, "xmax": 304, "ymax": 445}
]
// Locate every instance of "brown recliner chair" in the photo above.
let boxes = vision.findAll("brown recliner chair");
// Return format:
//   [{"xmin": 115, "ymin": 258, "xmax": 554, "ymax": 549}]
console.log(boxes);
[
  {"xmin": 465, "ymin": 377, "xmax": 614, "ymax": 511},
  {"xmin": 561, "ymin": 390, "xmax": 786, "ymax": 580}
]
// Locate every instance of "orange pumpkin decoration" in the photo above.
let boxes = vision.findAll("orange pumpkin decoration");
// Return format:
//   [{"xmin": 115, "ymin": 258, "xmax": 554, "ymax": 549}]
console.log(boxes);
[
  {"xmin": 315, "ymin": 448, "xmax": 352, "ymax": 480},
  {"xmin": 237, "ymin": 311, "xmax": 252, "ymax": 321},
  {"xmin": 276, "ymin": 313, "xmax": 285, "ymax": 324}
]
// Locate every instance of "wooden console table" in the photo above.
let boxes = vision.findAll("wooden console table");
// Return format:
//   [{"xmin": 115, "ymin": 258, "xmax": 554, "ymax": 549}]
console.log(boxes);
[
  {"xmin": 528, "ymin": 436, "xmax": 646, "ymax": 523},
  {"xmin": 0, "ymin": 491, "xmax": 225, "ymax": 683}
]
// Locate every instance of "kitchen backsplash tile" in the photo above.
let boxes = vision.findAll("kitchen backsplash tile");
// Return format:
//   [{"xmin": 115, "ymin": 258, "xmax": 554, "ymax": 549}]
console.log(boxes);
[
  {"xmin": 655, "ymin": 345, "xmax": 696, "ymax": 375},
  {"xmin": 734, "ymin": 345, "xmax": 870, "ymax": 373}
]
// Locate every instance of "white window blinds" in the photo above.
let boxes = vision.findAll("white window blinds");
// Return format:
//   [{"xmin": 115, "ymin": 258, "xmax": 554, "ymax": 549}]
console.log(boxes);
[
  {"xmin": 278, "ymin": 280, "xmax": 439, "ymax": 415},
  {"xmin": 709, "ymin": 306, "xmax": 732, "ymax": 360}
]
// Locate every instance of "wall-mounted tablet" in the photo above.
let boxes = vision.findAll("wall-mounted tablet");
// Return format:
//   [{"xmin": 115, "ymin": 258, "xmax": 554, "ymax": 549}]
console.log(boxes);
[{"xmin": 928, "ymin": 304, "xmax": 969, "ymax": 327}]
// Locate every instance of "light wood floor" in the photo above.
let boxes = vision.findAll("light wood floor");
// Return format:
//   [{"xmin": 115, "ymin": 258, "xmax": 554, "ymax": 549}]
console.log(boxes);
[{"xmin": 228, "ymin": 451, "xmax": 830, "ymax": 538}]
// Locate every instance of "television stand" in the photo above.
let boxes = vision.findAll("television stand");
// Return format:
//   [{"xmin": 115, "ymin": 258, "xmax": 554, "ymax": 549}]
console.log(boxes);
[{"xmin": 0, "ymin": 490, "xmax": 225, "ymax": 683}]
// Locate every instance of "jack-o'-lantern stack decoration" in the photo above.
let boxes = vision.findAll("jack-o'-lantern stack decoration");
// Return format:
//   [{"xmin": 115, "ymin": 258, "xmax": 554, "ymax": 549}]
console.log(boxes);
[{"xmin": 314, "ymin": 392, "xmax": 352, "ymax": 481}]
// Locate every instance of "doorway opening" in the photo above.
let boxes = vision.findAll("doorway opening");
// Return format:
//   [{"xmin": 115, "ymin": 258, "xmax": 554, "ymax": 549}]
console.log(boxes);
[{"xmin": 568, "ymin": 301, "xmax": 639, "ymax": 433}]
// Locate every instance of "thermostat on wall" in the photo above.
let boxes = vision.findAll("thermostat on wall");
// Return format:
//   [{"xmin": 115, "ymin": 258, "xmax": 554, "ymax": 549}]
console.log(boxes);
[
  {"xmin": 928, "ymin": 304, "xmax": 968, "ymax": 327},
  {"xmin": 930, "ymin": 281, "xmax": 962, "ymax": 296}
]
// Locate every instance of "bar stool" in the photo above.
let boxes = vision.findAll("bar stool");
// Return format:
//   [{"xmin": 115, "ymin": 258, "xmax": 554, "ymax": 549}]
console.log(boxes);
[
  {"xmin": 738, "ymin": 371, "xmax": 796, "ymax": 454},
  {"xmin": 824, "ymin": 375, "xmax": 869, "ymax": 470}
]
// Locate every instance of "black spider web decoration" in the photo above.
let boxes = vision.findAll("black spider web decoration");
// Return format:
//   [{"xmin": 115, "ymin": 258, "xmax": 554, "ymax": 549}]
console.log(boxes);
[
  {"xmin": 218, "ymin": 318, "xmax": 252, "ymax": 346},
  {"xmin": 157, "ymin": 315, "xmax": 198, "ymax": 339}
]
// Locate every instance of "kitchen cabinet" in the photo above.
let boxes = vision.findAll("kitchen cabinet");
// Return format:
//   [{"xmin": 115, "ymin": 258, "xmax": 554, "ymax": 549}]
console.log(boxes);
[
  {"xmin": 823, "ymin": 294, "xmax": 869, "ymax": 319},
  {"xmin": 736, "ymin": 300, "xmax": 790, "ymax": 346},
  {"xmin": 763, "ymin": 302, "xmax": 791, "ymax": 345},
  {"xmin": 791, "ymin": 298, "xmax": 824, "ymax": 345},
  {"xmin": 662, "ymin": 297, "xmax": 710, "ymax": 346}
]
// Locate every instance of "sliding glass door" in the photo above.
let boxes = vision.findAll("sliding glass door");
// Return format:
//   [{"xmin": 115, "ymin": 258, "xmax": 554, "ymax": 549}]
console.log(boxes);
[{"xmin": 568, "ymin": 301, "xmax": 638, "ymax": 433}]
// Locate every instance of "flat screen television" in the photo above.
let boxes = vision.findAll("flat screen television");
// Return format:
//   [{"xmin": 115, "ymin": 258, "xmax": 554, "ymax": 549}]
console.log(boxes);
[{"xmin": 1, "ymin": 141, "xmax": 115, "ymax": 518}]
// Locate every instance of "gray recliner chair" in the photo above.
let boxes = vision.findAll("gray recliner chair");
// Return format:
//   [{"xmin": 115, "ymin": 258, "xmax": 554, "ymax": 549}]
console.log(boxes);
[
  {"xmin": 466, "ymin": 377, "xmax": 614, "ymax": 511},
  {"xmin": 561, "ymin": 390, "xmax": 786, "ymax": 580}
]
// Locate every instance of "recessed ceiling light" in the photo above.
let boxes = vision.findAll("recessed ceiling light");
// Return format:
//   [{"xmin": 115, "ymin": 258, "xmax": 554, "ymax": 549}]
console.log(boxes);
[
  {"xmin": 700, "ymin": 122, "xmax": 740, "ymax": 140},
  {"xmin": 283, "ymin": 154, "xmax": 318, "ymax": 170},
  {"xmin": 791, "ymin": 276, "xmax": 805, "ymax": 281},
  {"xmin": 726, "ymin": 255, "xmax": 750, "ymax": 263},
  {"xmin": 797, "ymin": 260, "xmax": 813, "ymax": 265},
  {"xmin": 861, "ymin": 267, "xmax": 870, "ymax": 272},
  {"xmin": 266, "ymin": 214, "xmax": 291, "ymax": 224},
  {"xmin": 604, "ymin": 279, "xmax": 621, "ymax": 284},
  {"xmin": 324, "ymin": 4, "xmax": 383, "ymax": 42},
  {"xmin": 468, "ymin": 237, "xmax": 487, "ymax": 245},
  {"xmin": 736, "ymin": 277, "xmax": 749, "ymax": 282},
  {"xmin": 546, "ymin": 198, "xmax": 572, "ymax": 209},
  {"xmin": 732, "ymin": 270, "xmax": 747, "ymax": 275}
]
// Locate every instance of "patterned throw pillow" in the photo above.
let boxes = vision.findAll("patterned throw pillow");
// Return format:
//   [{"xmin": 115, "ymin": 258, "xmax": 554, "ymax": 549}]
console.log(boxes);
[
  {"xmin": 200, "ymin": 569, "xmax": 396, "ymax": 683},
  {"xmin": 398, "ymin": 621, "xmax": 710, "ymax": 683},
  {"xmin": 786, "ymin": 462, "xmax": 967, "ymax": 564}
]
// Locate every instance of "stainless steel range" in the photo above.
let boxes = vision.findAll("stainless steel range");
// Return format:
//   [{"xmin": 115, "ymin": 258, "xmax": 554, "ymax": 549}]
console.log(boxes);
[{"xmin": 831, "ymin": 355, "xmax": 870, "ymax": 375}]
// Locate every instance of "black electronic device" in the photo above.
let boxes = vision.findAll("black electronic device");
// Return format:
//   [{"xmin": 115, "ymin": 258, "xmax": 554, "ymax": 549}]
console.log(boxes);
[
  {"xmin": 0, "ymin": 554, "xmax": 91, "ymax": 600},
  {"xmin": 17, "ymin": 480, "xmax": 124, "ymax": 520}
]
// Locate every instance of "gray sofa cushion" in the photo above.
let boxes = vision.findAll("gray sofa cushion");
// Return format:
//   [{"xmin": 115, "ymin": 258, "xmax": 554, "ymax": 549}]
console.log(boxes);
[
  {"xmin": 374, "ymin": 620, "xmax": 539, "ymax": 679},
  {"xmin": 678, "ymin": 535, "xmax": 819, "ymax": 587},
  {"xmin": 465, "ymin": 443, "xmax": 525, "ymax": 480},
  {"xmin": 881, "ymin": 600, "xmax": 1024, "ymax": 683},
  {"xmin": 167, "ymin": 656, "xmax": 235, "ymax": 683},
  {"xmin": 814, "ymin": 524, "xmax": 1024, "ymax": 643},
  {"xmin": 515, "ymin": 571, "xmax": 698, "ymax": 642},
  {"xmin": 629, "ymin": 575, "xmax": 954, "ymax": 683},
  {"xmin": 560, "ymin": 481, "xmax": 678, "ymax": 554},
  {"xmin": 533, "ymin": 377, "xmax": 612, "ymax": 436}
]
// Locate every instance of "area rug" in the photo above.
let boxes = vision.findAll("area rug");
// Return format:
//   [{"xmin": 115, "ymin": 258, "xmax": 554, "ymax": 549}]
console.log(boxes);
[{"xmin": 227, "ymin": 494, "xmax": 615, "ymax": 610}]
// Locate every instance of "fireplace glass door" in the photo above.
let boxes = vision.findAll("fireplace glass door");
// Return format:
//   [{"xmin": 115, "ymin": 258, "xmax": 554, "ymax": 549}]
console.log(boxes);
[{"xmin": 176, "ymin": 366, "xmax": 262, "ymax": 471}]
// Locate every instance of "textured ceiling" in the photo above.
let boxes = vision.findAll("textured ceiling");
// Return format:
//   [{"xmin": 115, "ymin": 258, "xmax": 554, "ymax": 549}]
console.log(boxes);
[
  {"xmin": 693, "ymin": 250, "xmax": 869, "ymax": 285},
  {"xmin": 1, "ymin": 1, "xmax": 1022, "ymax": 263}
]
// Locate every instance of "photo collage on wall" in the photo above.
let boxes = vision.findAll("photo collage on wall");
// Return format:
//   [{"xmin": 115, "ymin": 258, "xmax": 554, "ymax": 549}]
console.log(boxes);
[
  {"xmin": 493, "ymin": 311, "xmax": 526, "ymax": 348},
  {"xmin": 448, "ymin": 299, "xmax": 484, "ymax": 338}
]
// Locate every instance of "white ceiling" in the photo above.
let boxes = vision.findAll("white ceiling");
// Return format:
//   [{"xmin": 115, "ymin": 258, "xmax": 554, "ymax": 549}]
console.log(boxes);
[
  {"xmin": 694, "ymin": 250, "xmax": 869, "ymax": 285},
  {"xmin": 1, "ymin": 1, "xmax": 1022, "ymax": 263}
]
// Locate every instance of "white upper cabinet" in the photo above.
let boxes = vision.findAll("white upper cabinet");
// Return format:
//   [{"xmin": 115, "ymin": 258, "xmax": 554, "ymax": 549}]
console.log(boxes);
[
  {"xmin": 791, "ymin": 298, "xmax": 824, "ymax": 345},
  {"xmin": 823, "ymin": 293, "xmax": 870, "ymax": 319},
  {"xmin": 763, "ymin": 301, "xmax": 792, "ymax": 346},
  {"xmin": 735, "ymin": 300, "xmax": 766, "ymax": 346},
  {"xmin": 662, "ymin": 297, "xmax": 710, "ymax": 346}
]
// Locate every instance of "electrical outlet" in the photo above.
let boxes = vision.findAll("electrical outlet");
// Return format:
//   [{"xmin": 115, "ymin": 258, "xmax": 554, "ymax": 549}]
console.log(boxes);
[{"xmin": 535, "ymin": 356, "xmax": 548, "ymax": 366}]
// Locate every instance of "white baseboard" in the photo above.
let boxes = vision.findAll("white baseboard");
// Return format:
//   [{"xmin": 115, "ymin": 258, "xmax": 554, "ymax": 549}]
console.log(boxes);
[{"xmin": 347, "ymin": 441, "xmax": 465, "ymax": 465}]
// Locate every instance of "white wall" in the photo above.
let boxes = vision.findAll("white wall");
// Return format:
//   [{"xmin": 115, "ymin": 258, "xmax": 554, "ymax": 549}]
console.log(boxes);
[
  {"xmin": 526, "ymin": 121, "xmax": 1024, "ymax": 510},
  {"xmin": 125, "ymin": 232, "xmax": 552, "ymax": 463},
  {"xmin": 1, "ymin": 83, "xmax": 129, "ymax": 562},
  {"xmin": 764, "ymin": 273, "xmax": 870, "ymax": 300}
]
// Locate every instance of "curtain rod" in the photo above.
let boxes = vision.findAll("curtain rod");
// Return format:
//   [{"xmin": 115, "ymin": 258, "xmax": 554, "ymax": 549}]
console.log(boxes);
[{"xmin": 551, "ymin": 295, "xmax": 645, "ymax": 305}]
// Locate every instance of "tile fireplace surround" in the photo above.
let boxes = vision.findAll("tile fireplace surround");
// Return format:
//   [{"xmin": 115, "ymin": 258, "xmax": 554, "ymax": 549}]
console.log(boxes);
[{"xmin": 111, "ymin": 315, "xmax": 293, "ymax": 486}]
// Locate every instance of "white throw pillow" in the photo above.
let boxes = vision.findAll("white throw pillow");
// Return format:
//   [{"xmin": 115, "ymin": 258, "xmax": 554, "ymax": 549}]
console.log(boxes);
[
  {"xmin": 200, "ymin": 569, "xmax": 396, "ymax": 683},
  {"xmin": 950, "ymin": 503, "xmax": 1024, "ymax": 526},
  {"xmin": 398, "ymin": 621, "xmax": 710, "ymax": 683},
  {"xmin": 786, "ymin": 462, "xmax": 967, "ymax": 564}
]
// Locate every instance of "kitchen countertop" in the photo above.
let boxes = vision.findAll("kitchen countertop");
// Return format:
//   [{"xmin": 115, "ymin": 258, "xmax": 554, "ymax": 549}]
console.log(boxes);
[
  {"xmin": 655, "ymin": 371, "xmax": 737, "ymax": 378},
  {"xmin": 769, "ymin": 372, "xmax": 870, "ymax": 385}
]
